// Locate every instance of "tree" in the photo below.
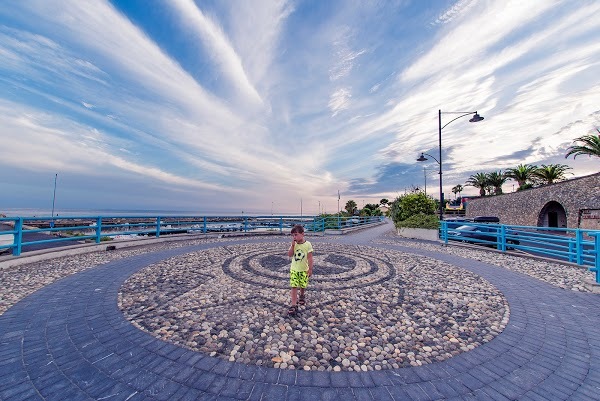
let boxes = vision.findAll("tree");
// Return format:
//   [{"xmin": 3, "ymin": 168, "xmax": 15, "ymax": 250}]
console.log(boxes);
[
  {"xmin": 451, "ymin": 185, "xmax": 463, "ymax": 199},
  {"xmin": 344, "ymin": 200, "xmax": 357, "ymax": 215},
  {"xmin": 380, "ymin": 198, "xmax": 389, "ymax": 206},
  {"xmin": 465, "ymin": 172, "xmax": 489, "ymax": 196},
  {"xmin": 486, "ymin": 171, "xmax": 508, "ymax": 195},
  {"xmin": 505, "ymin": 164, "xmax": 538, "ymax": 189},
  {"xmin": 533, "ymin": 164, "xmax": 572, "ymax": 185},
  {"xmin": 565, "ymin": 128, "xmax": 600, "ymax": 159},
  {"xmin": 361, "ymin": 203, "xmax": 382, "ymax": 216}
]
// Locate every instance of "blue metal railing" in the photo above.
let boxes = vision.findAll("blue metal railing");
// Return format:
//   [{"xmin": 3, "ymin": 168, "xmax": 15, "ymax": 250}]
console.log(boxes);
[
  {"xmin": 0, "ymin": 214, "xmax": 385, "ymax": 257},
  {"xmin": 441, "ymin": 221, "xmax": 600, "ymax": 283}
]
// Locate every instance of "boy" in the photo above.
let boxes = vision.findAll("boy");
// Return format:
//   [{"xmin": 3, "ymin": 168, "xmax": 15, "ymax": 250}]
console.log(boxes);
[{"xmin": 287, "ymin": 225, "xmax": 313, "ymax": 315}]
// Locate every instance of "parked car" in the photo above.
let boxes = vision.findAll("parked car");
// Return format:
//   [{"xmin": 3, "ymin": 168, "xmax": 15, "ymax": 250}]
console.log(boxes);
[
  {"xmin": 444, "ymin": 217, "xmax": 471, "ymax": 229},
  {"xmin": 448, "ymin": 224, "xmax": 519, "ymax": 247},
  {"xmin": 472, "ymin": 216, "xmax": 500, "ymax": 223}
]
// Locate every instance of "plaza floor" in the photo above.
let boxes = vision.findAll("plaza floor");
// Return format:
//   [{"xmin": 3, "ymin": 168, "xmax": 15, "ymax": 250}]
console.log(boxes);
[{"xmin": 0, "ymin": 222, "xmax": 599, "ymax": 400}]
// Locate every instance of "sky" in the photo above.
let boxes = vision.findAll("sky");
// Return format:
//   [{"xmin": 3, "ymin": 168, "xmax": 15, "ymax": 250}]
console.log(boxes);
[{"xmin": 0, "ymin": 0, "xmax": 599, "ymax": 216}]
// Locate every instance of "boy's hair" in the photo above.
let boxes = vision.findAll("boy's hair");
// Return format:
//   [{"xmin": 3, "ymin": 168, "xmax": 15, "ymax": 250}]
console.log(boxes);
[{"xmin": 291, "ymin": 225, "xmax": 304, "ymax": 234}]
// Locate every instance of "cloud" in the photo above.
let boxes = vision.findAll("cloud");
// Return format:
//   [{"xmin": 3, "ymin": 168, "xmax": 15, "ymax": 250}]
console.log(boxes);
[
  {"xmin": 328, "ymin": 88, "xmax": 352, "ymax": 116},
  {"xmin": 402, "ymin": 1, "xmax": 559, "ymax": 83},
  {"xmin": 0, "ymin": 101, "xmax": 236, "ymax": 193},
  {"xmin": 328, "ymin": 27, "xmax": 366, "ymax": 81},
  {"xmin": 168, "ymin": 0, "xmax": 264, "ymax": 107},
  {"xmin": 432, "ymin": 0, "xmax": 477, "ymax": 26}
]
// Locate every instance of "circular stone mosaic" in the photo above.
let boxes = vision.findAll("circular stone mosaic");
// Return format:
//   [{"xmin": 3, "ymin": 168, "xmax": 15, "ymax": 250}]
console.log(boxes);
[{"xmin": 119, "ymin": 242, "xmax": 509, "ymax": 371}]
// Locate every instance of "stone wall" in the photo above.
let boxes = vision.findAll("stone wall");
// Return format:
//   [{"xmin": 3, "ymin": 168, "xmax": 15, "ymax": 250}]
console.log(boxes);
[{"xmin": 466, "ymin": 172, "xmax": 600, "ymax": 229}]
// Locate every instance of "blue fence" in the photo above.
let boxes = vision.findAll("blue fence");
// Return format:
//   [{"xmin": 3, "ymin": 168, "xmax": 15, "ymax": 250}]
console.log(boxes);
[
  {"xmin": 0, "ymin": 214, "xmax": 384, "ymax": 257},
  {"xmin": 440, "ymin": 221, "xmax": 600, "ymax": 283}
]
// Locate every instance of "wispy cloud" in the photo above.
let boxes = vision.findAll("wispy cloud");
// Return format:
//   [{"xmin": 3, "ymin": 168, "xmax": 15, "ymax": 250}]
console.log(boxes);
[
  {"xmin": 168, "ymin": 0, "xmax": 263, "ymax": 107},
  {"xmin": 432, "ymin": 0, "xmax": 477, "ymax": 26},
  {"xmin": 328, "ymin": 87, "xmax": 352, "ymax": 116}
]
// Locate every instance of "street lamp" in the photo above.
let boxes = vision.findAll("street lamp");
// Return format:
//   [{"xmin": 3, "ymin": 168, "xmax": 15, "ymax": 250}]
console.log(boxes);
[{"xmin": 417, "ymin": 109, "xmax": 484, "ymax": 221}]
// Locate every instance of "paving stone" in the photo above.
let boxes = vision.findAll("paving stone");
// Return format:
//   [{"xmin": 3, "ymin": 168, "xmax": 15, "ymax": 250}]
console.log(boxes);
[
  {"xmin": 277, "ymin": 368, "xmax": 296, "ymax": 385},
  {"xmin": 352, "ymin": 387, "xmax": 375, "ymax": 401},
  {"xmin": 260, "ymin": 383, "xmax": 287, "ymax": 401},
  {"xmin": 402, "ymin": 383, "xmax": 431, "ymax": 401},
  {"xmin": 418, "ymin": 380, "xmax": 446, "ymax": 400},
  {"xmin": 430, "ymin": 379, "xmax": 461, "ymax": 398},
  {"xmin": 189, "ymin": 371, "xmax": 217, "ymax": 392}
]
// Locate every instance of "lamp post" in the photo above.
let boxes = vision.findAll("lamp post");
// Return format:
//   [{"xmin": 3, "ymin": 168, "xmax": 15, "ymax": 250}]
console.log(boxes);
[{"xmin": 418, "ymin": 109, "xmax": 484, "ymax": 221}]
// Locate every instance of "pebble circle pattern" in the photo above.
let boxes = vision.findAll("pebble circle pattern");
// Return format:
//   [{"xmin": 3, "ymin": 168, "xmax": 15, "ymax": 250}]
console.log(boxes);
[{"xmin": 119, "ymin": 242, "xmax": 509, "ymax": 372}]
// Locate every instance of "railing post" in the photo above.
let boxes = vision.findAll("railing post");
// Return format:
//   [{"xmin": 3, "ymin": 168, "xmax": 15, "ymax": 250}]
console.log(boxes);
[
  {"xmin": 594, "ymin": 233, "xmax": 600, "ymax": 284},
  {"xmin": 244, "ymin": 217, "xmax": 248, "ymax": 232},
  {"xmin": 499, "ymin": 225, "xmax": 506, "ymax": 251},
  {"xmin": 575, "ymin": 229, "xmax": 583, "ymax": 265},
  {"xmin": 14, "ymin": 217, "xmax": 23, "ymax": 256},
  {"xmin": 95, "ymin": 217, "xmax": 102, "ymax": 243},
  {"xmin": 156, "ymin": 216, "xmax": 161, "ymax": 238},
  {"xmin": 279, "ymin": 217, "xmax": 283, "ymax": 232},
  {"xmin": 441, "ymin": 220, "xmax": 448, "ymax": 244},
  {"xmin": 203, "ymin": 216, "xmax": 207, "ymax": 233}
]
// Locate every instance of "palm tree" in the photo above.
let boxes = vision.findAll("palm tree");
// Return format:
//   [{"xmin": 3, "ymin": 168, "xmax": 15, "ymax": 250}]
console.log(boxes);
[
  {"xmin": 533, "ymin": 164, "xmax": 572, "ymax": 185},
  {"xmin": 451, "ymin": 185, "xmax": 463, "ymax": 199},
  {"xmin": 486, "ymin": 171, "xmax": 508, "ymax": 195},
  {"xmin": 465, "ymin": 172, "xmax": 489, "ymax": 196},
  {"xmin": 344, "ymin": 200, "xmax": 357, "ymax": 215},
  {"xmin": 505, "ymin": 164, "xmax": 538, "ymax": 189},
  {"xmin": 565, "ymin": 128, "xmax": 600, "ymax": 159}
]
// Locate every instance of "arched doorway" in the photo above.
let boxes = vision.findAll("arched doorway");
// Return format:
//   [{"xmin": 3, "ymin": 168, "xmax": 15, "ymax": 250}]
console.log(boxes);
[{"xmin": 537, "ymin": 201, "xmax": 567, "ymax": 228}]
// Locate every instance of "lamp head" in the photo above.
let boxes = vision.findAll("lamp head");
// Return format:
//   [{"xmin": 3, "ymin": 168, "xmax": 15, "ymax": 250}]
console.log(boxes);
[
  {"xmin": 469, "ymin": 112, "xmax": 484, "ymax": 123},
  {"xmin": 416, "ymin": 153, "xmax": 428, "ymax": 162}
]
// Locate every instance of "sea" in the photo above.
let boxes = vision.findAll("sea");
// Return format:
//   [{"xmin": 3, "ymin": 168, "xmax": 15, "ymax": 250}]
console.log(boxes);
[{"xmin": 0, "ymin": 208, "xmax": 304, "ymax": 218}]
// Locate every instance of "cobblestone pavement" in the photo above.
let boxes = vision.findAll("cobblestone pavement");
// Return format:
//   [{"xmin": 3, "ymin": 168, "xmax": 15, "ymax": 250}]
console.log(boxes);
[{"xmin": 1, "ymin": 221, "xmax": 599, "ymax": 400}]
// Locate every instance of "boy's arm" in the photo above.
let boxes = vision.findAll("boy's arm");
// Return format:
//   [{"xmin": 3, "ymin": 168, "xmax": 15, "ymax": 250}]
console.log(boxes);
[
  {"xmin": 307, "ymin": 252, "xmax": 313, "ymax": 276},
  {"xmin": 287, "ymin": 240, "xmax": 295, "ymax": 257}
]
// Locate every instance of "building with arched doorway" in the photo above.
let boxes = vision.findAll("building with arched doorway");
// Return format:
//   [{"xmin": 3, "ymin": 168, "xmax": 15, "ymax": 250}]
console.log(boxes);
[{"xmin": 465, "ymin": 172, "xmax": 599, "ymax": 229}]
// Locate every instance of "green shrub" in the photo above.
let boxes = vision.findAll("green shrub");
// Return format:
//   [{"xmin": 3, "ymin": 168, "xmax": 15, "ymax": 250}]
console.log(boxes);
[
  {"xmin": 390, "ymin": 192, "xmax": 437, "ymax": 222},
  {"xmin": 517, "ymin": 183, "xmax": 533, "ymax": 191},
  {"xmin": 396, "ymin": 213, "xmax": 439, "ymax": 229}
]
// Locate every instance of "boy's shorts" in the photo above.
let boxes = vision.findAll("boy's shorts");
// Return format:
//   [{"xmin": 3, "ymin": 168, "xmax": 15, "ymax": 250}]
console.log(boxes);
[{"xmin": 290, "ymin": 270, "xmax": 309, "ymax": 288}]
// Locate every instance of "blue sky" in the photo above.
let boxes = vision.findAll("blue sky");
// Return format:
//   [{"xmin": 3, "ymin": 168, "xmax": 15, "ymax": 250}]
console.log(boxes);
[{"xmin": 1, "ymin": 0, "xmax": 599, "ymax": 215}]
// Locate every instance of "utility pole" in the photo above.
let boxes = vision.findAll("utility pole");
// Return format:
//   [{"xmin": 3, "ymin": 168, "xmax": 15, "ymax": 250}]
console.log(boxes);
[{"xmin": 337, "ymin": 190, "xmax": 340, "ymax": 228}]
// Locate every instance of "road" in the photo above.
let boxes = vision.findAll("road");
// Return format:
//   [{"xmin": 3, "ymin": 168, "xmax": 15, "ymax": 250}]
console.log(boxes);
[{"xmin": 0, "ymin": 223, "xmax": 76, "ymax": 253}]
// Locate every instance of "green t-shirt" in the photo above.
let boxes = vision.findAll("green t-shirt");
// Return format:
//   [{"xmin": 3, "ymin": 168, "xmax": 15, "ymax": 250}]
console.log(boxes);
[{"xmin": 290, "ymin": 241, "xmax": 313, "ymax": 272}]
